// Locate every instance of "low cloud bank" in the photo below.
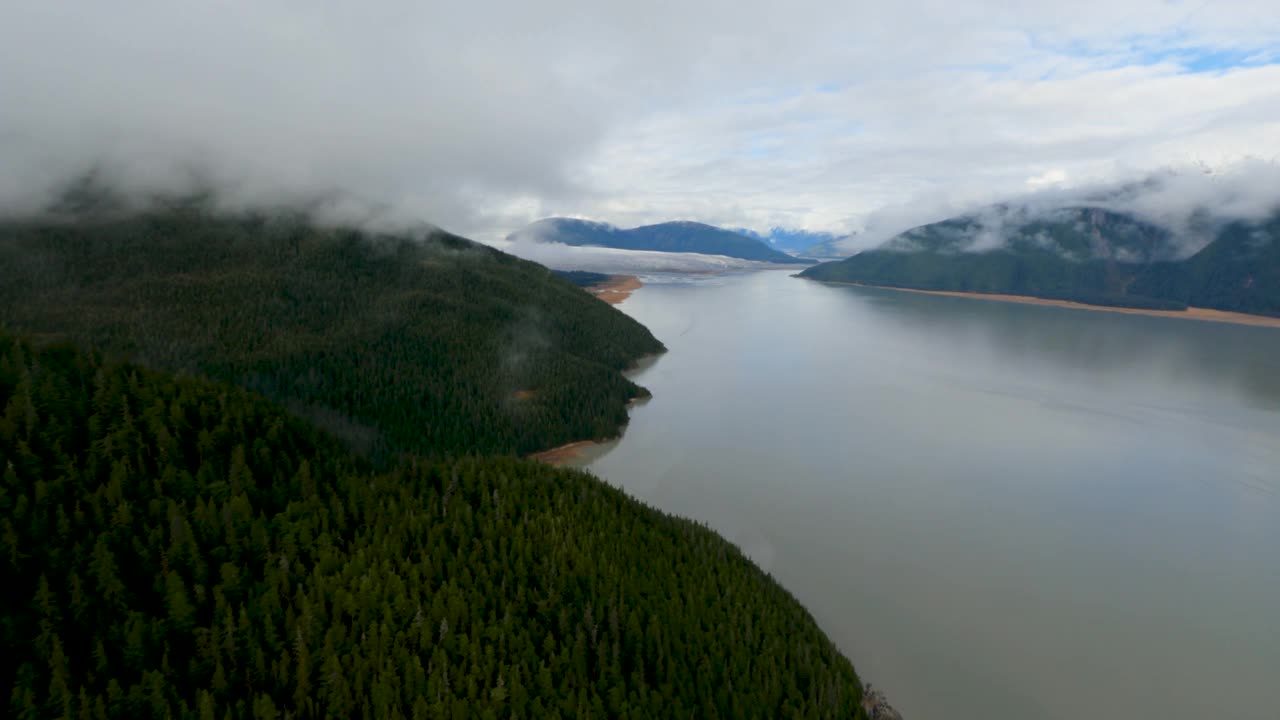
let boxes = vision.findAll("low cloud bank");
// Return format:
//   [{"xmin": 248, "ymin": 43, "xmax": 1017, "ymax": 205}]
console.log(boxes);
[
  {"xmin": 839, "ymin": 160, "xmax": 1280, "ymax": 258},
  {"xmin": 498, "ymin": 236, "xmax": 777, "ymax": 273}
]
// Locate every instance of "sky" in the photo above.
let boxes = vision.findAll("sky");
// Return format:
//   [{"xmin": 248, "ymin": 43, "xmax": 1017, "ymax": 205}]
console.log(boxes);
[{"xmin": 1, "ymin": 1, "xmax": 1278, "ymax": 245}]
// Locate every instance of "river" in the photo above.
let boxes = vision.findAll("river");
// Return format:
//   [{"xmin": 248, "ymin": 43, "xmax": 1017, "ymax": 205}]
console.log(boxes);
[{"xmin": 580, "ymin": 269, "xmax": 1280, "ymax": 719}]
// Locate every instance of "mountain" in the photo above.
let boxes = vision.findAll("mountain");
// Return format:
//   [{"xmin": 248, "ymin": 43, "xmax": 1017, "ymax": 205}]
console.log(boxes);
[
  {"xmin": 801, "ymin": 237, "xmax": 852, "ymax": 258},
  {"xmin": 800, "ymin": 205, "xmax": 1280, "ymax": 316},
  {"xmin": 1, "ymin": 332, "xmax": 867, "ymax": 718},
  {"xmin": 0, "ymin": 206, "xmax": 665, "ymax": 462},
  {"xmin": 0, "ymin": 204, "xmax": 869, "ymax": 717},
  {"xmin": 736, "ymin": 226, "xmax": 844, "ymax": 255},
  {"xmin": 1130, "ymin": 213, "xmax": 1280, "ymax": 315},
  {"xmin": 511, "ymin": 218, "xmax": 813, "ymax": 264}
]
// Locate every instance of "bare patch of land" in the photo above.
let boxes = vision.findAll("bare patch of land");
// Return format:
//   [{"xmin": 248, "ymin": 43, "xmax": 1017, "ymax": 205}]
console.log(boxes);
[
  {"xmin": 526, "ymin": 345, "xmax": 663, "ymax": 468},
  {"xmin": 588, "ymin": 275, "xmax": 643, "ymax": 305},
  {"xmin": 528, "ymin": 440, "xmax": 600, "ymax": 465},
  {"xmin": 819, "ymin": 281, "xmax": 1280, "ymax": 329}
]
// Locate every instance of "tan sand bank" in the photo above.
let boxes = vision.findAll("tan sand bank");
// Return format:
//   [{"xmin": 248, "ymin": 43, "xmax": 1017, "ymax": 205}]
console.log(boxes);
[{"xmin": 819, "ymin": 281, "xmax": 1280, "ymax": 329}]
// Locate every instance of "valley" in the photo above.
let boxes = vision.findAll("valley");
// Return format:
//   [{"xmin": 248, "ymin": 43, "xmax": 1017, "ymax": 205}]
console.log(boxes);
[{"xmin": 6, "ymin": 3, "xmax": 1280, "ymax": 718}]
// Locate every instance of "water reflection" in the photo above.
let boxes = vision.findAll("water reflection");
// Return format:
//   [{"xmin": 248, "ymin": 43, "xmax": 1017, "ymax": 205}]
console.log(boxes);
[{"xmin": 846, "ymin": 284, "xmax": 1280, "ymax": 412}]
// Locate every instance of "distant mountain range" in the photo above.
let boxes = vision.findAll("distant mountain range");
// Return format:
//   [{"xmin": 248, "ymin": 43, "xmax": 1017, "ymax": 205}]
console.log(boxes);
[
  {"xmin": 734, "ymin": 227, "xmax": 850, "ymax": 257},
  {"xmin": 510, "ymin": 218, "xmax": 814, "ymax": 264},
  {"xmin": 798, "ymin": 237, "xmax": 851, "ymax": 258},
  {"xmin": 800, "ymin": 205, "xmax": 1280, "ymax": 316}
]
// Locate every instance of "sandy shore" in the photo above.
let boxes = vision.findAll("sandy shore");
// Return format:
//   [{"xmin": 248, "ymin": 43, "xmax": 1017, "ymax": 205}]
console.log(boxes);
[
  {"xmin": 528, "ymin": 440, "xmax": 599, "ymax": 465},
  {"xmin": 589, "ymin": 275, "xmax": 643, "ymax": 305},
  {"xmin": 527, "ymin": 362, "xmax": 659, "ymax": 467},
  {"xmin": 818, "ymin": 280, "xmax": 1280, "ymax": 329}
]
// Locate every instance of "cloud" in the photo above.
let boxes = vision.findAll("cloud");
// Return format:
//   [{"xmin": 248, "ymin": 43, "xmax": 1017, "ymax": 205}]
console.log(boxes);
[
  {"xmin": 1102, "ymin": 160, "xmax": 1280, "ymax": 225},
  {"xmin": 498, "ymin": 216, "xmax": 793, "ymax": 271},
  {"xmin": 1026, "ymin": 169, "xmax": 1070, "ymax": 190},
  {"xmin": 1, "ymin": 1, "xmax": 1278, "ymax": 241},
  {"xmin": 0, "ymin": 2, "xmax": 611, "ymax": 230},
  {"xmin": 843, "ymin": 160, "xmax": 1280, "ymax": 257},
  {"xmin": 498, "ymin": 236, "xmax": 774, "ymax": 273}
]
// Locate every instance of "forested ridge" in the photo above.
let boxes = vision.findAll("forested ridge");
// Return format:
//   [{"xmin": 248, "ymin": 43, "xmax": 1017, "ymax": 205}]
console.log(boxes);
[
  {"xmin": 0, "ymin": 208, "xmax": 665, "ymax": 462},
  {"xmin": 0, "ymin": 207, "xmax": 868, "ymax": 718},
  {"xmin": 1128, "ymin": 214, "xmax": 1280, "ymax": 316},
  {"xmin": 801, "ymin": 207, "xmax": 1280, "ymax": 316},
  {"xmin": 0, "ymin": 335, "xmax": 867, "ymax": 718}
]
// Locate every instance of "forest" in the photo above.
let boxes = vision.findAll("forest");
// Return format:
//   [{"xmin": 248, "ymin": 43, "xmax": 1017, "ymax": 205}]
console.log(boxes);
[
  {"xmin": 1128, "ymin": 215, "xmax": 1280, "ymax": 316},
  {"xmin": 0, "ymin": 334, "xmax": 867, "ymax": 718},
  {"xmin": 801, "ymin": 208, "xmax": 1280, "ymax": 316},
  {"xmin": 0, "ymin": 207, "xmax": 665, "ymax": 463},
  {"xmin": 0, "ymin": 206, "xmax": 868, "ymax": 718}
]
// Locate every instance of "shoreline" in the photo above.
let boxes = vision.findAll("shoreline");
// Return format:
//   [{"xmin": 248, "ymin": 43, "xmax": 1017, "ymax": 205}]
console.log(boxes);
[
  {"xmin": 528, "ymin": 359, "xmax": 659, "ymax": 467},
  {"xmin": 526, "ymin": 393, "xmax": 652, "ymax": 467},
  {"xmin": 814, "ymin": 280, "xmax": 1280, "ymax": 329},
  {"xmin": 588, "ymin": 274, "xmax": 643, "ymax": 305},
  {"xmin": 528, "ymin": 439, "xmax": 602, "ymax": 465}
]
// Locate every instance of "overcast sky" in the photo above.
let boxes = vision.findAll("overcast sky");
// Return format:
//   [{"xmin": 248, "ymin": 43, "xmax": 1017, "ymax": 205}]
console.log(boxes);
[{"xmin": 2, "ymin": 1, "xmax": 1278, "ymax": 242}]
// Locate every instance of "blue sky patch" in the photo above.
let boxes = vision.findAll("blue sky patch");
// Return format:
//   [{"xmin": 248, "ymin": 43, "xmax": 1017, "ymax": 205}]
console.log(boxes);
[{"xmin": 1143, "ymin": 46, "xmax": 1278, "ymax": 73}]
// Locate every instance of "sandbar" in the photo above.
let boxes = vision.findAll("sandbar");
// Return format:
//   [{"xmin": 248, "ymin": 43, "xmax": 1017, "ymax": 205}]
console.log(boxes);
[
  {"xmin": 589, "ymin": 275, "xmax": 643, "ymax": 305},
  {"xmin": 817, "ymin": 281, "xmax": 1280, "ymax": 329}
]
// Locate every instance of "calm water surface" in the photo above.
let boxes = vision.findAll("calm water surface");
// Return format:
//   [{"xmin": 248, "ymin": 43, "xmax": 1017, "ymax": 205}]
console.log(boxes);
[{"xmin": 583, "ymin": 269, "xmax": 1280, "ymax": 720}]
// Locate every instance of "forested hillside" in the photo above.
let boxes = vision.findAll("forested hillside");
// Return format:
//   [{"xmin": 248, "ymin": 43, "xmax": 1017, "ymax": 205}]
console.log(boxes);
[
  {"xmin": 1130, "ymin": 214, "xmax": 1280, "ymax": 315},
  {"xmin": 0, "ymin": 208, "xmax": 665, "ymax": 462},
  {"xmin": 801, "ymin": 207, "xmax": 1280, "ymax": 315},
  {"xmin": 0, "ymin": 333, "xmax": 867, "ymax": 718}
]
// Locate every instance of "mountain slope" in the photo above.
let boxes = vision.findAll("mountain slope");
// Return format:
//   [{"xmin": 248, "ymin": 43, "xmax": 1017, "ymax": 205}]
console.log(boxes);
[
  {"xmin": 0, "ymin": 207, "xmax": 665, "ymax": 461},
  {"xmin": 1130, "ymin": 214, "xmax": 1280, "ymax": 315},
  {"xmin": 0, "ymin": 332, "xmax": 868, "ymax": 718},
  {"xmin": 801, "ymin": 206, "xmax": 1280, "ymax": 315},
  {"xmin": 511, "ymin": 218, "xmax": 813, "ymax": 264},
  {"xmin": 801, "ymin": 237, "xmax": 851, "ymax": 258}
]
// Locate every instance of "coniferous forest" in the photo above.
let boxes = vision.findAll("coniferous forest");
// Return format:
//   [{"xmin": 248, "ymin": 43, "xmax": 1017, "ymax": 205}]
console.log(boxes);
[
  {"xmin": 0, "ymin": 206, "xmax": 868, "ymax": 719},
  {"xmin": 0, "ymin": 207, "xmax": 664, "ymax": 462},
  {"xmin": 801, "ymin": 207, "xmax": 1280, "ymax": 316}
]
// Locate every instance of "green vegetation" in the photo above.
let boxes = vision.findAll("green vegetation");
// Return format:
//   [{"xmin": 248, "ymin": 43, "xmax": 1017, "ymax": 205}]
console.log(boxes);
[
  {"xmin": 1130, "ymin": 215, "xmax": 1280, "ymax": 315},
  {"xmin": 0, "ymin": 206, "xmax": 866, "ymax": 718},
  {"xmin": 1, "ymin": 333, "xmax": 866, "ymax": 719},
  {"xmin": 510, "ymin": 218, "xmax": 813, "ymax": 264},
  {"xmin": 0, "ymin": 208, "xmax": 665, "ymax": 463},
  {"xmin": 801, "ymin": 207, "xmax": 1280, "ymax": 316}
]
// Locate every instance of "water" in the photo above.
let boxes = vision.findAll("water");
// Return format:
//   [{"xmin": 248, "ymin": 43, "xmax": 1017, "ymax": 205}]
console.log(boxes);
[{"xmin": 583, "ymin": 269, "xmax": 1280, "ymax": 720}]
